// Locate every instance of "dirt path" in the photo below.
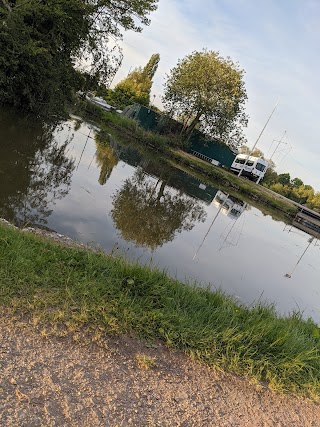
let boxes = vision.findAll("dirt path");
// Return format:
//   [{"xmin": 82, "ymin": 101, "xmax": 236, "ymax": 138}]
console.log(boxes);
[{"xmin": 0, "ymin": 316, "xmax": 319, "ymax": 427}]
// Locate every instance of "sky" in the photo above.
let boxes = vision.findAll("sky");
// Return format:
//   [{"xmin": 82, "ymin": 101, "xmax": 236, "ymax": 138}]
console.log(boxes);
[{"xmin": 112, "ymin": 0, "xmax": 320, "ymax": 190}]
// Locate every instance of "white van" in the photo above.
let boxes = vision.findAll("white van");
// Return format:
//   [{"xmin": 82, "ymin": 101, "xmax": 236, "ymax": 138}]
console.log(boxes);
[{"xmin": 230, "ymin": 154, "xmax": 268, "ymax": 183}]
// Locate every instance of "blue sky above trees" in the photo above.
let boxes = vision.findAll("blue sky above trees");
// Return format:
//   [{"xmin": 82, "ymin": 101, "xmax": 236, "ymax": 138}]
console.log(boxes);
[{"xmin": 112, "ymin": 0, "xmax": 320, "ymax": 190}]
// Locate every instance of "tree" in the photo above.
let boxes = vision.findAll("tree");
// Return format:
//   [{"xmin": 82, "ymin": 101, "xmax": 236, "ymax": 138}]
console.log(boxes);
[
  {"xmin": 107, "ymin": 82, "xmax": 149, "ymax": 110},
  {"xmin": 108, "ymin": 53, "xmax": 160, "ymax": 109},
  {"xmin": 291, "ymin": 177, "xmax": 304, "ymax": 188},
  {"xmin": 269, "ymin": 183, "xmax": 291, "ymax": 198},
  {"xmin": 278, "ymin": 173, "xmax": 291, "ymax": 186},
  {"xmin": 262, "ymin": 167, "xmax": 278, "ymax": 186},
  {"xmin": 162, "ymin": 50, "xmax": 248, "ymax": 147},
  {"xmin": 239, "ymin": 145, "xmax": 265, "ymax": 158},
  {"xmin": 309, "ymin": 193, "xmax": 320, "ymax": 211},
  {"xmin": 142, "ymin": 53, "xmax": 160, "ymax": 80},
  {"xmin": 0, "ymin": 0, "xmax": 158, "ymax": 114},
  {"xmin": 111, "ymin": 169, "xmax": 206, "ymax": 250},
  {"xmin": 292, "ymin": 184, "xmax": 314, "ymax": 204}
]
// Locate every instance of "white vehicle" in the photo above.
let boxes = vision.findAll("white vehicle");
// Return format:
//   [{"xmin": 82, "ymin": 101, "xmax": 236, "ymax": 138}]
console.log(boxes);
[
  {"xmin": 213, "ymin": 191, "xmax": 247, "ymax": 218},
  {"xmin": 85, "ymin": 95, "xmax": 115, "ymax": 112},
  {"xmin": 230, "ymin": 154, "xmax": 268, "ymax": 183}
]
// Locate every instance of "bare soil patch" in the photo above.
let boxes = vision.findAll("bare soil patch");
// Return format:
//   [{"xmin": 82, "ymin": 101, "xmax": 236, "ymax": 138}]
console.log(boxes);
[{"xmin": 0, "ymin": 315, "xmax": 319, "ymax": 427}]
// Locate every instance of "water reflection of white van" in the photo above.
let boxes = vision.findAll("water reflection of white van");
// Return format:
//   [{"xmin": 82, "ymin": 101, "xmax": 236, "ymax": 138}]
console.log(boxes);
[
  {"xmin": 213, "ymin": 191, "xmax": 247, "ymax": 218},
  {"xmin": 230, "ymin": 154, "xmax": 268, "ymax": 183}
]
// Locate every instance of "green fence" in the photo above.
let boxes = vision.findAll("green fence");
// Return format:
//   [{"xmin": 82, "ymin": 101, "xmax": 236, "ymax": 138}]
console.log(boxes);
[
  {"xmin": 123, "ymin": 104, "xmax": 237, "ymax": 168},
  {"xmin": 189, "ymin": 131, "xmax": 236, "ymax": 168}
]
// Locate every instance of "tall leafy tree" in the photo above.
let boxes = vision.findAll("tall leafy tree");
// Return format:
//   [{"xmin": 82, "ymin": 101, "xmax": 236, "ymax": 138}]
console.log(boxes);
[
  {"xmin": 142, "ymin": 53, "xmax": 160, "ymax": 80},
  {"xmin": 162, "ymin": 50, "xmax": 248, "ymax": 148},
  {"xmin": 0, "ymin": 0, "xmax": 158, "ymax": 114},
  {"xmin": 108, "ymin": 53, "xmax": 160, "ymax": 109}
]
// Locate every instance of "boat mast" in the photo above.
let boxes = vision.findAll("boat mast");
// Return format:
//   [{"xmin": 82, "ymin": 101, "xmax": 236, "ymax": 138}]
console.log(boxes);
[{"xmin": 238, "ymin": 100, "xmax": 279, "ymax": 177}]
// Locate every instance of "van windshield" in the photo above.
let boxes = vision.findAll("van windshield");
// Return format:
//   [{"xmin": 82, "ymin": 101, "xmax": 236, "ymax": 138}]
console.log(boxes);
[
  {"xmin": 256, "ymin": 163, "xmax": 266, "ymax": 172},
  {"xmin": 235, "ymin": 158, "xmax": 245, "ymax": 164}
]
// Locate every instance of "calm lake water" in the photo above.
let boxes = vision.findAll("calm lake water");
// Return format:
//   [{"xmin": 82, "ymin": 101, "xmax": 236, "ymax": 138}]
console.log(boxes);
[{"xmin": 1, "ymin": 107, "xmax": 320, "ymax": 322}]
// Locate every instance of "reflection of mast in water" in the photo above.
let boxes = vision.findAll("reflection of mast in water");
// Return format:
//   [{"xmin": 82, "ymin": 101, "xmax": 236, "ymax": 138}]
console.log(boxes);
[
  {"xmin": 219, "ymin": 214, "xmax": 245, "ymax": 251},
  {"xmin": 76, "ymin": 128, "xmax": 92, "ymax": 170},
  {"xmin": 193, "ymin": 194, "xmax": 229, "ymax": 260},
  {"xmin": 285, "ymin": 237, "xmax": 315, "ymax": 278}
]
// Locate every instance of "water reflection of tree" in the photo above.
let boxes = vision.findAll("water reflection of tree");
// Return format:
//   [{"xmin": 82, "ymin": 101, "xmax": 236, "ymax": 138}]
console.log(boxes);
[
  {"xmin": 111, "ymin": 169, "xmax": 207, "ymax": 250},
  {"xmin": 95, "ymin": 136, "xmax": 118, "ymax": 185},
  {"xmin": 0, "ymin": 109, "xmax": 75, "ymax": 226}
]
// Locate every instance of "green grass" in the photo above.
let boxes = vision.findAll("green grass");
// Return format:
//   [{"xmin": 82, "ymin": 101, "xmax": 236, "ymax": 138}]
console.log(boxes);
[
  {"xmin": 1, "ymin": 223, "xmax": 320, "ymax": 398},
  {"xmin": 71, "ymin": 99, "xmax": 298, "ymax": 219}
]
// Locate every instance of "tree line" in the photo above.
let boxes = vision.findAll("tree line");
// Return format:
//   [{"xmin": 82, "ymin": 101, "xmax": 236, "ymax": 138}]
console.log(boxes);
[
  {"xmin": 263, "ymin": 171, "xmax": 320, "ymax": 211},
  {"xmin": 239, "ymin": 147, "xmax": 320, "ymax": 211}
]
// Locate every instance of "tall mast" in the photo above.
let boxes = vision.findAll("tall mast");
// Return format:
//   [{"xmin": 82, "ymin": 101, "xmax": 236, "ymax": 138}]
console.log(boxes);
[{"xmin": 238, "ymin": 100, "xmax": 279, "ymax": 177}]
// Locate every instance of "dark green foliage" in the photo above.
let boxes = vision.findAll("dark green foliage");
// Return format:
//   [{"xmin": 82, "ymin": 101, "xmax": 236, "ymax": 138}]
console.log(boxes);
[
  {"xmin": 0, "ymin": 0, "xmax": 158, "ymax": 114},
  {"xmin": 262, "ymin": 167, "xmax": 279, "ymax": 186},
  {"xmin": 106, "ymin": 84, "xmax": 149, "ymax": 110},
  {"xmin": 278, "ymin": 173, "xmax": 291, "ymax": 186},
  {"xmin": 0, "ymin": 0, "xmax": 87, "ymax": 113},
  {"xmin": 291, "ymin": 177, "xmax": 304, "ymax": 188}
]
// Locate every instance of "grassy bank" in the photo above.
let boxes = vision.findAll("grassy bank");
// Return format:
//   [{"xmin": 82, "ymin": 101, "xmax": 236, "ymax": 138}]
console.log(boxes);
[
  {"xmin": 1, "ymin": 223, "xmax": 320, "ymax": 398},
  {"xmin": 72, "ymin": 100, "xmax": 298, "ymax": 219},
  {"xmin": 169, "ymin": 151, "xmax": 298, "ymax": 217}
]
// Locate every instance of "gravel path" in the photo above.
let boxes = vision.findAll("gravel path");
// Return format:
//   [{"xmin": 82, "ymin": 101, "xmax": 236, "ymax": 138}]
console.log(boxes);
[{"xmin": 0, "ymin": 315, "xmax": 319, "ymax": 427}]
